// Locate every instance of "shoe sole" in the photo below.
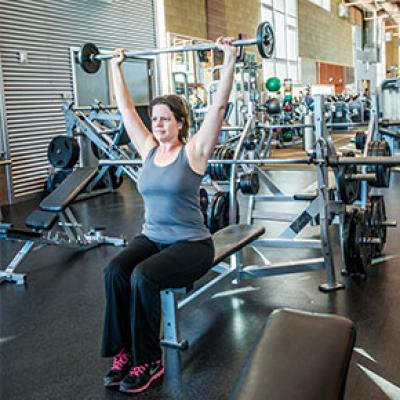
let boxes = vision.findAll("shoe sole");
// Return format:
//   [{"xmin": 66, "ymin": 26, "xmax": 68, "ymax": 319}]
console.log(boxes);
[
  {"xmin": 119, "ymin": 368, "xmax": 165, "ymax": 393},
  {"xmin": 104, "ymin": 380, "xmax": 122, "ymax": 388}
]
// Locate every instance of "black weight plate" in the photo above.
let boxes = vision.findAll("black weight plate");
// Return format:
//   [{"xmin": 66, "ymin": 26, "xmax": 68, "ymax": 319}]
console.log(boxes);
[
  {"xmin": 44, "ymin": 169, "xmax": 72, "ymax": 195},
  {"xmin": 257, "ymin": 21, "xmax": 275, "ymax": 59},
  {"xmin": 199, "ymin": 188, "xmax": 209, "ymax": 226},
  {"xmin": 367, "ymin": 140, "xmax": 391, "ymax": 187},
  {"xmin": 48, "ymin": 136, "xmax": 80, "ymax": 168},
  {"xmin": 79, "ymin": 43, "xmax": 101, "ymax": 74},
  {"xmin": 343, "ymin": 207, "xmax": 372, "ymax": 276},
  {"xmin": 355, "ymin": 131, "xmax": 366, "ymax": 151},
  {"xmin": 220, "ymin": 146, "xmax": 233, "ymax": 181},
  {"xmin": 209, "ymin": 191, "xmax": 223, "ymax": 233},
  {"xmin": 369, "ymin": 195, "xmax": 387, "ymax": 256},
  {"xmin": 240, "ymin": 171, "xmax": 260, "ymax": 195},
  {"xmin": 336, "ymin": 164, "xmax": 359, "ymax": 204}
]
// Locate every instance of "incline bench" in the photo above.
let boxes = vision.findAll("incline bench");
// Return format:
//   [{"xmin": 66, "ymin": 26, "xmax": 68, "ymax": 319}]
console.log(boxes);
[
  {"xmin": 160, "ymin": 224, "xmax": 265, "ymax": 349},
  {"xmin": 0, "ymin": 167, "xmax": 125, "ymax": 285}
]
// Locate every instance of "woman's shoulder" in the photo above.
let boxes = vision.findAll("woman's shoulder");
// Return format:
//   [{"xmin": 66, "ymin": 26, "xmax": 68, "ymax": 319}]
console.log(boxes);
[{"xmin": 142, "ymin": 144, "xmax": 158, "ymax": 162}]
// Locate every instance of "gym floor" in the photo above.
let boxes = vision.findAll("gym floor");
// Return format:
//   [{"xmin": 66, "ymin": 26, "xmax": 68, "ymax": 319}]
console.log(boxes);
[{"xmin": 1, "ymin": 137, "xmax": 400, "ymax": 400}]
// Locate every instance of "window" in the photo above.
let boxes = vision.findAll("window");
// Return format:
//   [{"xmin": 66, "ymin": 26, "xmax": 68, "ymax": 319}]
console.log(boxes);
[
  {"xmin": 261, "ymin": 0, "xmax": 299, "ymax": 83},
  {"xmin": 308, "ymin": 0, "xmax": 331, "ymax": 12}
]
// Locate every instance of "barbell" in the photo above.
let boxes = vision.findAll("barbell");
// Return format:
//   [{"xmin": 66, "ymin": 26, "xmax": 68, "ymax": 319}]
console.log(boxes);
[{"xmin": 79, "ymin": 21, "xmax": 274, "ymax": 74}]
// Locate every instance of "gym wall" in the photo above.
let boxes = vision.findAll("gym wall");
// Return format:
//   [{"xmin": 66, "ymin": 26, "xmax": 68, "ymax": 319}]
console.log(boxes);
[
  {"xmin": 298, "ymin": 0, "xmax": 353, "ymax": 67},
  {"xmin": 164, "ymin": 0, "xmax": 260, "ymax": 42},
  {"xmin": 165, "ymin": 0, "xmax": 358, "ymax": 70},
  {"xmin": 164, "ymin": 0, "xmax": 207, "ymax": 38},
  {"xmin": 0, "ymin": 0, "xmax": 156, "ymax": 201}
]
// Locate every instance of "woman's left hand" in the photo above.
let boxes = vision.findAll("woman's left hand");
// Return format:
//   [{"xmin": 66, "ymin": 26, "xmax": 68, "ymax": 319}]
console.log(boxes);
[{"xmin": 215, "ymin": 37, "xmax": 237, "ymax": 64}]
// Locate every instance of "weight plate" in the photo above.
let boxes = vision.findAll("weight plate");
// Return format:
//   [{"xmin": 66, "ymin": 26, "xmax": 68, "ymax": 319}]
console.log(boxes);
[
  {"xmin": 342, "ymin": 207, "xmax": 372, "ymax": 276},
  {"xmin": 257, "ymin": 21, "xmax": 275, "ymax": 59},
  {"xmin": 369, "ymin": 195, "xmax": 387, "ymax": 257},
  {"xmin": 239, "ymin": 171, "xmax": 260, "ymax": 195},
  {"xmin": 44, "ymin": 169, "xmax": 72, "ymax": 195},
  {"xmin": 199, "ymin": 188, "xmax": 209, "ymax": 226},
  {"xmin": 47, "ymin": 136, "xmax": 80, "ymax": 169},
  {"xmin": 79, "ymin": 43, "xmax": 101, "ymax": 74},
  {"xmin": 336, "ymin": 164, "xmax": 360, "ymax": 204},
  {"xmin": 367, "ymin": 140, "xmax": 391, "ymax": 187}
]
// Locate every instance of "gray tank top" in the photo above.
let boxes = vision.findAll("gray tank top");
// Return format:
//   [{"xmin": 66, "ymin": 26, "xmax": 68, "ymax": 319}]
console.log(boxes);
[{"xmin": 137, "ymin": 145, "xmax": 211, "ymax": 244}]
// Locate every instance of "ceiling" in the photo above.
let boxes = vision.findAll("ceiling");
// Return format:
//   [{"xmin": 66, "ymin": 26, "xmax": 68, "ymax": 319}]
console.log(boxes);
[{"xmin": 344, "ymin": 0, "xmax": 400, "ymax": 27}]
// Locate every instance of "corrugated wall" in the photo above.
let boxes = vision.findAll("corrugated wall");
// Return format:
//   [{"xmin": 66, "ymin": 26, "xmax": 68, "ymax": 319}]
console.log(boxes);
[{"xmin": 0, "ymin": 0, "xmax": 156, "ymax": 199}]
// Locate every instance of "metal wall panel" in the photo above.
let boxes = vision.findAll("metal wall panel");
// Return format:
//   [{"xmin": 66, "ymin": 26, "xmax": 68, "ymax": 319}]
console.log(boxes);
[{"xmin": 0, "ymin": 0, "xmax": 156, "ymax": 199}]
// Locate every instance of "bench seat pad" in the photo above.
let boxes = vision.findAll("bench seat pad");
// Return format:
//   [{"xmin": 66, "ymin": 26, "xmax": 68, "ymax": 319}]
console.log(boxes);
[
  {"xmin": 212, "ymin": 224, "xmax": 265, "ymax": 266},
  {"xmin": 234, "ymin": 308, "xmax": 356, "ymax": 400}
]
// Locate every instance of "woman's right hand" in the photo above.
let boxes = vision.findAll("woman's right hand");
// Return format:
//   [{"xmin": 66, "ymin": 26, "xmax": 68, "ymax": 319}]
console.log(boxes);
[{"xmin": 111, "ymin": 48, "xmax": 126, "ymax": 67}]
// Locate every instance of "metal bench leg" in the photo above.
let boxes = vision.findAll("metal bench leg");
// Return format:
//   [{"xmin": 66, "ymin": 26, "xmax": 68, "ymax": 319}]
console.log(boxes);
[
  {"xmin": 160, "ymin": 289, "xmax": 188, "ymax": 350},
  {"xmin": 0, "ymin": 241, "xmax": 34, "ymax": 285}
]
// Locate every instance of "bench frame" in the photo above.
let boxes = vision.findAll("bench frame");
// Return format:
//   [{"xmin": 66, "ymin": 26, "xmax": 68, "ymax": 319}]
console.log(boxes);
[
  {"xmin": 0, "ymin": 168, "xmax": 125, "ymax": 285},
  {"xmin": 160, "ymin": 224, "xmax": 264, "ymax": 349}
]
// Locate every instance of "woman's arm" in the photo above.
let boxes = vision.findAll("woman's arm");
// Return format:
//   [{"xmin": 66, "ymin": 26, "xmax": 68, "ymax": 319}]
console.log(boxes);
[
  {"xmin": 111, "ymin": 50, "xmax": 157, "ymax": 159},
  {"xmin": 187, "ymin": 38, "xmax": 236, "ymax": 168}
]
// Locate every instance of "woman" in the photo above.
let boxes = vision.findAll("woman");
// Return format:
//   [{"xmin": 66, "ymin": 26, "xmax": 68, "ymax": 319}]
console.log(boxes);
[{"xmin": 101, "ymin": 37, "xmax": 236, "ymax": 394}]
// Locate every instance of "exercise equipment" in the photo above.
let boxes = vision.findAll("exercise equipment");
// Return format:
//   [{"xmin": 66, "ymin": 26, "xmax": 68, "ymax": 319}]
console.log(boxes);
[
  {"xmin": 232, "ymin": 308, "xmax": 355, "ymax": 400},
  {"xmin": 47, "ymin": 136, "xmax": 80, "ymax": 169},
  {"xmin": 79, "ymin": 21, "xmax": 274, "ymax": 74},
  {"xmin": 335, "ymin": 151, "xmax": 360, "ymax": 204},
  {"xmin": 208, "ymin": 191, "xmax": 239, "ymax": 234},
  {"xmin": 366, "ymin": 140, "xmax": 391, "ymax": 187},
  {"xmin": 0, "ymin": 168, "xmax": 125, "ymax": 285},
  {"xmin": 160, "ymin": 224, "xmax": 266, "ymax": 349}
]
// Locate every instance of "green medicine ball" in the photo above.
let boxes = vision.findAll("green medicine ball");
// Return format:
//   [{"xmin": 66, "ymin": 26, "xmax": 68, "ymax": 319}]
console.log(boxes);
[
  {"xmin": 283, "ymin": 95, "xmax": 292, "ymax": 103},
  {"xmin": 265, "ymin": 77, "xmax": 281, "ymax": 92},
  {"xmin": 282, "ymin": 130, "xmax": 293, "ymax": 142}
]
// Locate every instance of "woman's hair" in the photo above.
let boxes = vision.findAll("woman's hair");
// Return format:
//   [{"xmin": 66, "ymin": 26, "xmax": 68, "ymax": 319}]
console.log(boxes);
[{"xmin": 149, "ymin": 95, "xmax": 190, "ymax": 143}]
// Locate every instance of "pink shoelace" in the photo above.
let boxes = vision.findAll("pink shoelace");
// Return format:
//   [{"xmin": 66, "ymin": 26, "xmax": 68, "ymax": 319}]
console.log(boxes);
[
  {"xmin": 112, "ymin": 349, "xmax": 130, "ymax": 371},
  {"xmin": 129, "ymin": 363, "xmax": 149, "ymax": 376}
]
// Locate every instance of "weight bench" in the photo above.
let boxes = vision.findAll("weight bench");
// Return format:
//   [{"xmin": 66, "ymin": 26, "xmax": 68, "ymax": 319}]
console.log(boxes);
[
  {"xmin": 0, "ymin": 167, "xmax": 125, "ymax": 285},
  {"xmin": 160, "ymin": 224, "xmax": 265, "ymax": 349},
  {"xmin": 232, "ymin": 308, "xmax": 356, "ymax": 400}
]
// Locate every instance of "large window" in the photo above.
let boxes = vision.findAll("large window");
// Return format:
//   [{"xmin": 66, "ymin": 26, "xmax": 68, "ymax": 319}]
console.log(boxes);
[
  {"xmin": 261, "ymin": 0, "xmax": 299, "ymax": 83},
  {"xmin": 308, "ymin": 0, "xmax": 331, "ymax": 12}
]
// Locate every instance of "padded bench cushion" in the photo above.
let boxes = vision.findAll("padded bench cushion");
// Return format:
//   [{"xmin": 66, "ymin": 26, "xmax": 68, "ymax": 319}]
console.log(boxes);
[
  {"xmin": 167, "ymin": 224, "xmax": 265, "ymax": 295},
  {"xmin": 234, "ymin": 308, "xmax": 356, "ymax": 400},
  {"xmin": 212, "ymin": 224, "xmax": 266, "ymax": 266},
  {"xmin": 40, "ymin": 167, "xmax": 97, "ymax": 212},
  {"xmin": 25, "ymin": 210, "xmax": 59, "ymax": 230}
]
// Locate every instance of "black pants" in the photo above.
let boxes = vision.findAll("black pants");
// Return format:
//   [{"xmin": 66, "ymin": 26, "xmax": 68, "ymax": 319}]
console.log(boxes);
[{"xmin": 101, "ymin": 234, "xmax": 214, "ymax": 364}]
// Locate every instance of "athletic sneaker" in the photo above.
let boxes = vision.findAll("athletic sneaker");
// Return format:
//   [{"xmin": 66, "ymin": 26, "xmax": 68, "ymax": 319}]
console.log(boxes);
[
  {"xmin": 119, "ymin": 360, "xmax": 164, "ymax": 393},
  {"xmin": 103, "ymin": 348, "xmax": 132, "ymax": 387}
]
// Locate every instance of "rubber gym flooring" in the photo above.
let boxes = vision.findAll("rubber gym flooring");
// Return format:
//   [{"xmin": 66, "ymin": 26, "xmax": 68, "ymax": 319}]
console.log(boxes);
[{"xmin": 1, "ymin": 138, "xmax": 400, "ymax": 400}]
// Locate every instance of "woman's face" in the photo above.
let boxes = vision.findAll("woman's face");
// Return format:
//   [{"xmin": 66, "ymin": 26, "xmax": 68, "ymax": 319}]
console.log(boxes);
[{"xmin": 151, "ymin": 104, "xmax": 182, "ymax": 143}]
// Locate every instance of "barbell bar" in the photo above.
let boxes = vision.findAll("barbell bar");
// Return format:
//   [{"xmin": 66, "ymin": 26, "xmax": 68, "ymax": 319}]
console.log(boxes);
[
  {"xmin": 79, "ymin": 21, "xmax": 274, "ymax": 74},
  {"xmin": 98, "ymin": 155, "xmax": 400, "ymax": 167}
]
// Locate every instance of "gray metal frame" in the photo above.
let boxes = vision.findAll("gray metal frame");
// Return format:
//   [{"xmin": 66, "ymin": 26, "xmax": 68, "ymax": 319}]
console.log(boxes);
[
  {"xmin": 0, "ymin": 54, "xmax": 13, "ymax": 204},
  {"xmin": 0, "ymin": 205, "xmax": 125, "ymax": 285}
]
